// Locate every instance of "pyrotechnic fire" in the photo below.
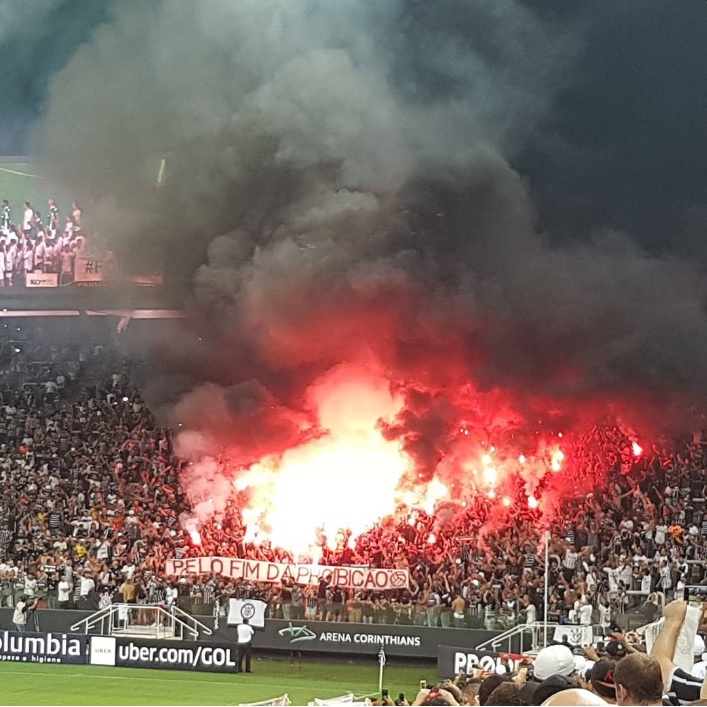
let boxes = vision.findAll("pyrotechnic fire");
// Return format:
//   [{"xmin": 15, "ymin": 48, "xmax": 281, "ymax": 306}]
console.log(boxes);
[
  {"xmin": 232, "ymin": 366, "xmax": 412, "ymax": 557},
  {"xmin": 482, "ymin": 465, "xmax": 498, "ymax": 487},
  {"xmin": 550, "ymin": 447, "xmax": 565, "ymax": 472},
  {"xmin": 180, "ymin": 362, "xmax": 650, "ymax": 558}
]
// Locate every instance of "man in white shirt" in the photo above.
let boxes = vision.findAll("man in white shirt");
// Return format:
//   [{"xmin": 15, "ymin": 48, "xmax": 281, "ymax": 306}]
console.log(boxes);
[
  {"xmin": 58, "ymin": 578, "xmax": 73, "ymax": 608},
  {"xmin": 165, "ymin": 583, "xmax": 178, "ymax": 607},
  {"xmin": 13, "ymin": 595, "xmax": 36, "ymax": 631},
  {"xmin": 6, "ymin": 237, "xmax": 16, "ymax": 286},
  {"xmin": 236, "ymin": 618, "xmax": 255, "ymax": 673},
  {"xmin": 24, "ymin": 576, "xmax": 37, "ymax": 598},
  {"xmin": 22, "ymin": 202, "xmax": 33, "ymax": 234},
  {"xmin": 578, "ymin": 598, "xmax": 593, "ymax": 626},
  {"xmin": 659, "ymin": 560, "xmax": 673, "ymax": 592},
  {"xmin": 33, "ymin": 235, "xmax": 45, "ymax": 272},
  {"xmin": 79, "ymin": 572, "xmax": 95, "ymax": 599},
  {"xmin": 606, "ymin": 564, "xmax": 620, "ymax": 595},
  {"xmin": 618, "ymin": 559, "xmax": 633, "ymax": 588}
]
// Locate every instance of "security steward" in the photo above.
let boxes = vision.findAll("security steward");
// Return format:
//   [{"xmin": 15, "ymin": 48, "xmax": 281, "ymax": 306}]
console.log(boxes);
[{"xmin": 236, "ymin": 617, "xmax": 254, "ymax": 673}]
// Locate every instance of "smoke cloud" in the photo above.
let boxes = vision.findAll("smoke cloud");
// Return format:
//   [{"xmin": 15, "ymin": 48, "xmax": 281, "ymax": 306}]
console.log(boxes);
[
  {"xmin": 30, "ymin": 0, "xmax": 707, "ymax": 535},
  {"xmin": 0, "ymin": 0, "xmax": 112, "ymax": 154}
]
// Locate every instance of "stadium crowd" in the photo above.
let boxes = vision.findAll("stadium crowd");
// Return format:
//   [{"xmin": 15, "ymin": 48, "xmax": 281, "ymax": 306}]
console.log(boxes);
[
  {"xmin": 0, "ymin": 320, "xmax": 706, "ymax": 642},
  {"xmin": 418, "ymin": 599, "xmax": 707, "ymax": 706},
  {"xmin": 0, "ymin": 198, "xmax": 88, "ymax": 286}
]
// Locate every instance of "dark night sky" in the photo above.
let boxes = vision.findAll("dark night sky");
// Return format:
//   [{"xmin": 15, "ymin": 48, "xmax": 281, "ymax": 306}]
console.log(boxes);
[
  {"xmin": 518, "ymin": 1, "xmax": 707, "ymax": 256},
  {"xmin": 2, "ymin": 0, "xmax": 705, "ymax": 258}
]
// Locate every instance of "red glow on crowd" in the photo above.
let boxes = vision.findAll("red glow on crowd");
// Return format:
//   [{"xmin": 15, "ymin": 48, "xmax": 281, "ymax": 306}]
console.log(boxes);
[{"xmin": 179, "ymin": 360, "xmax": 655, "ymax": 559}]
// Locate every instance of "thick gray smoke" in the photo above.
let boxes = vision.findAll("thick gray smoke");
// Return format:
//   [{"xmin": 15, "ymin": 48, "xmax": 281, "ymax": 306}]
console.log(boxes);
[
  {"xmin": 33, "ymin": 0, "xmax": 707, "ymax": 471},
  {"xmin": 0, "ymin": 0, "xmax": 113, "ymax": 154},
  {"xmin": 34, "ymin": 0, "xmax": 564, "ymax": 265}
]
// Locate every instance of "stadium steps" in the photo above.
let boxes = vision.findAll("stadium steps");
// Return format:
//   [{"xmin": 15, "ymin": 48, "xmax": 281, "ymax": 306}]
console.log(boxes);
[
  {"xmin": 111, "ymin": 625, "xmax": 180, "ymax": 640},
  {"xmin": 71, "ymin": 603, "xmax": 213, "ymax": 641}
]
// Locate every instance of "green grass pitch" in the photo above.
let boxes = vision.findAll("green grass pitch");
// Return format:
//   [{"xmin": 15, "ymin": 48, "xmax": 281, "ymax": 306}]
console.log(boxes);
[
  {"xmin": 0, "ymin": 160, "xmax": 53, "ymax": 216},
  {"xmin": 0, "ymin": 156, "xmax": 163, "ymax": 215},
  {"xmin": 0, "ymin": 657, "xmax": 435, "ymax": 705}
]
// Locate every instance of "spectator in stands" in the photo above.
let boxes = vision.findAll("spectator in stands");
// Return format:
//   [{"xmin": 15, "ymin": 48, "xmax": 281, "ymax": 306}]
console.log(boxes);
[
  {"xmin": 589, "ymin": 661, "xmax": 617, "ymax": 704},
  {"xmin": 1, "ymin": 200, "xmax": 10, "ymax": 231},
  {"xmin": 485, "ymin": 682, "xmax": 526, "ymax": 706},
  {"xmin": 613, "ymin": 653, "xmax": 663, "ymax": 706},
  {"xmin": 541, "ymin": 689, "xmax": 608, "ymax": 706},
  {"xmin": 47, "ymin": 199, "xmax": 59, "ymax": 237},
  {"xmin": 34, "ymin": 234, "xmax": 45, "ymax": 273},
  {"xmin": 478, "ymin": 675, "xmax": 511, "ymax": 706},
  {"xmin": 0, "ymin": 240, "xmax": 6, "ymax": 287},
  {"xmin": 1, "ymin": 316, "xmax": 707, "ymax": 648},
  {"xmin": 71, "ymin": 202, "xmax": 82, "ymax": 233},
  {"xmin": 650, "ymin": 600, "xmax": 704, "ymax": 705},
  {"xmin": 63, "ymin": 216, "xmax": 74, "ymax": 239},
  {"xmin": 532, "ymin": 675, "xmax": 580, "ymax": 706},
  {"xmin": 22, "ymin": 202, "xmax": 33, "ymax": 236}
]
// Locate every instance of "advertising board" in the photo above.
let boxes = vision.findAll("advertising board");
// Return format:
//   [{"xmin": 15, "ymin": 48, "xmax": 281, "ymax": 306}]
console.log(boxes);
[
  {"xmin": 252, "ymin": 620, "xmax": 500, "ymax": 659},
  {"xmin": 25, "ymin": 272, "xmax": 58, "ymax": 288},
  {"xmin": 0, "ymin": 631, "xmax": 87, "ymax": 664},
  {"xmin": 437, "ymin": 644, "xmax": 533, "ymax": 677},
  {"xmin": 90, "ymin": 636, "xmax": 238, "ymax": 673}
]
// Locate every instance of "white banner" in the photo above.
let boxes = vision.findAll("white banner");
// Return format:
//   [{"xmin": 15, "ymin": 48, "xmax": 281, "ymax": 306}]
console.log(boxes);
[
  {"xmin": 228, "ymin": 599, "xmax": 267, "ymax": 628},
  {"xmin": 74, "ymin": 254, "xmax": 118, "ymax": 283},
  {"xmin": 553, "ymin": 625, "xmax": 593, "ymax": 646},
  {"xmin": 25, "ymin": 272, "xmax": 58, "ymax": 288},
  {"xmin": 643, "ymin": 606, "xmax": 701, "ymax": 673},
  {"xmin": 239, "ymin": 695, "xmax": 290, "ymax": 707},
  {"xmin": 166, "ymin": 557, "xmax": 410, "ymax": 591}
]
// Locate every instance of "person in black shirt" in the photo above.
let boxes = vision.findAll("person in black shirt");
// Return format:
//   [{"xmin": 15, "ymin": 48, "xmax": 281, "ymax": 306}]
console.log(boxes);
[
  {"xmin": 47, "ymin": 199, "xmax": 59, "ymax": 236},
  {"xmin": 330, "ymin": 587, "xmax": 345, "ymax": 622},
  {"xmin": 316, "ymin": 577, "xmax": 329, "ymax": 620},
  {"xmin": 279, "ymin": 581, "xmax": 293, "ymax": 620}
]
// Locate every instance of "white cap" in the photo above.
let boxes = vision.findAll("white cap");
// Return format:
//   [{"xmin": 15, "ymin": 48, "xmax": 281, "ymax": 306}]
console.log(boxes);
[
  {"xmin": 534, "ymin": 645, "xmax": 576, "ymax": 680},
  {"xmin": 573, "ymin": 656, "xmax": 588, "ymax": 674},
  {"xmin": 694, "ymin": 635, "xmax": 706, "ymax": 656}
]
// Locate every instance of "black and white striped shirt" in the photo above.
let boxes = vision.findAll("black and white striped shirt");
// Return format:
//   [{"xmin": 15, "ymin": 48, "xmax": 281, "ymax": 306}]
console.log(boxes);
[
  {"xmin": 563, "ymin": 551, "xmax": 578, "ymax": 571},
  {"xmin": 666, "ymin": 667, "xmax": 701, "ymax": 705}
]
